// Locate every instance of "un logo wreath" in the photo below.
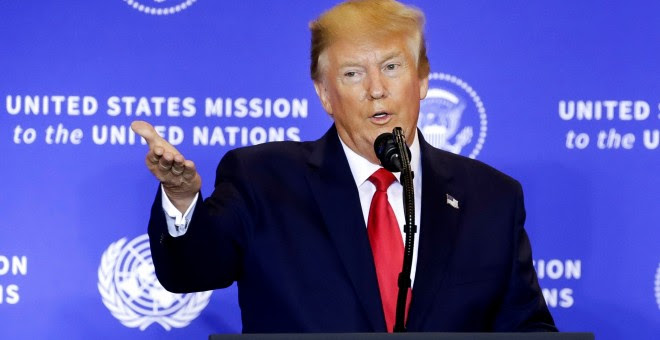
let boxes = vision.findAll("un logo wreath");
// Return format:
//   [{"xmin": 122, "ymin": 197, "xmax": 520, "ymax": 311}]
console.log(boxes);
[{"xmin": 98, "ymin": 235, "xmax": 211, "ymax": 330}]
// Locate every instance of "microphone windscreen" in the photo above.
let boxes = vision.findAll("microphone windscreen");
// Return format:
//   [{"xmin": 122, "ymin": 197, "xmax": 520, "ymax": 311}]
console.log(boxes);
[{"xmin": 374, "ymin": 132, "xmax": 402, "ymax": 172}]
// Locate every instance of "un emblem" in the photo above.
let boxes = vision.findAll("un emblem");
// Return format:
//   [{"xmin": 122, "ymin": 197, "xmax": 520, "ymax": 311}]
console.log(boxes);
[
  {"xmin": 419, "ymin": 73, "xmax": 487, "ymax": 159},
  {"xmin": 98, "ymin": 234, "xmax": 212, "ymax": 330},
  {"xmin": 123, "ymin": 0, "xmax": 197, "ymax": 16}
]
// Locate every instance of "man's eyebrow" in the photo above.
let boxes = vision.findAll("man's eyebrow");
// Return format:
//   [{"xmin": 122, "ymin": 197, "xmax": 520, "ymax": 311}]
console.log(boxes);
[
  {"xmin": 379, "ymin": 51, "xmax": 404, "ymax": 63},
  {"xmin": 337, "ymin": 51, "xmax": 404, "ymax": 69},
  {"xmin": 338, "ymin": 61, "xmax": 365, "ymax": 69}
]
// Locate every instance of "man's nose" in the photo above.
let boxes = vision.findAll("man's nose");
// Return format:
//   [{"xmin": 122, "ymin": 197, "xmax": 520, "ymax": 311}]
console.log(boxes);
[{"xmin": 367, "ymin": 71, "xmax": 387, "ymax": 100}]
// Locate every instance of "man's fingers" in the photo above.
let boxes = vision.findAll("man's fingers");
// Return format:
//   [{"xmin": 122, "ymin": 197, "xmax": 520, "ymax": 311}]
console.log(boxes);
[
  {"xmin": 156, "ymin": 152, "xmax": 197, "ymax": 181},
  {"xmin": 153, "ymin": 146, "xmax": 165, "ymax": 158},
  {"xmin": 134, "ymin": 120, "xmax": 199, "ymax": 190},
  {"xmin": 182, "ymin": 160, "xmax": 198, "ymax": 180},
  {"xmin": 171, "ymin": 154, "xmax": 185, "ymax": 176},
  {"xmin": 158, "ymin": 151, "xmax": 175, "ymax": 172},
  {"xmin": 148, "ymin": 153, "xmax": 160, "ymax": 165},
  {"xmin": 147, "ymin": 147, "xmax": 162, "ymax": 164},
  {"xmin": 131, "ymin": 120, "xmax": 161, "ymax": 146}
]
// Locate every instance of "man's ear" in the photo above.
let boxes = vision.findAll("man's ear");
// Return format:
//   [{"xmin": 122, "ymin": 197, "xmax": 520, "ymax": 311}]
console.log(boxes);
[
  {"xmin": 419, "ymin": 75, "xmax": 429, "ymax": 100},
  {"xmin": 313, "ymin": 80, "xmax": 333, "ymax": 115}
]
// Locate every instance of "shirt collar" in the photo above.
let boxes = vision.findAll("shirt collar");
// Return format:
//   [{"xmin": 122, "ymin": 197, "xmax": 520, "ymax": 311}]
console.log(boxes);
[{"xmin": 339, "ymin": 130, "xmax": 421, "ymax": 187}]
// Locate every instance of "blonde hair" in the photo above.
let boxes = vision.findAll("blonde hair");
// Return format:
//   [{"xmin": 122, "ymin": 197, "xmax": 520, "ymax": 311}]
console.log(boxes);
[{"xmin": 309, "ymin": 0, "xmax": 430, "ymax": 81}]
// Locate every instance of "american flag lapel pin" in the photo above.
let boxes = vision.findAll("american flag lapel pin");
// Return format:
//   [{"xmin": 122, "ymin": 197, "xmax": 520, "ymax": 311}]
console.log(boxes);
[{"xmin": 446, "ymin": 193, "xmax": 459, "ymax": 209}]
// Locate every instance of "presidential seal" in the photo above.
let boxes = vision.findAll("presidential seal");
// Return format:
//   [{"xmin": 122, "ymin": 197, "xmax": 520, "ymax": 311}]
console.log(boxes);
[
  {"xmin": 98, "ymin": 234, "xmax": 212, "ymax": 330},
  {"xmin": 123, "ymin": 0, "xmax": 197, "ymax": 16},
  {"xmin": 419, "ymin": 73, "xmax": 487, "ymax": 159}
]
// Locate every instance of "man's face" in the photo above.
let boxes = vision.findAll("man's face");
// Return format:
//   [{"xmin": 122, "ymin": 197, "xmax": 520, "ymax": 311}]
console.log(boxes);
[{"xmin": 314, "ymin": 35, "xmax": 429, "ymax": 164}]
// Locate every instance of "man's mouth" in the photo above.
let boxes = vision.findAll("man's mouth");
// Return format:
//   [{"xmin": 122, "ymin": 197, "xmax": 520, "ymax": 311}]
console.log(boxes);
[
  {"xmin": 372, "ymin": 111, "xmax": 389, "ymax": 118},
  {"xmin": 369, "ymin": 111, "xmax": 393, "ymax": 125}
]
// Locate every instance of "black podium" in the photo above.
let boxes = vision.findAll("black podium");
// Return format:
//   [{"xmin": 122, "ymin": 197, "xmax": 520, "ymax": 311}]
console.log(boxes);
[{"xmin": 210, "ymin": 333, "xmax": 594, "ymax": 340}]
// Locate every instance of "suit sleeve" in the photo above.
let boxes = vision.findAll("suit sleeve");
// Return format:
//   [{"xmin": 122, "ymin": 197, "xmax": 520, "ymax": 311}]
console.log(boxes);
[
  {"xmin": 493, "ymin": 181, "xmax": 558, "ymax": 331},
  {"xmin": 148, "ymin": 149, "xmax": 253, "ymax": 293}
]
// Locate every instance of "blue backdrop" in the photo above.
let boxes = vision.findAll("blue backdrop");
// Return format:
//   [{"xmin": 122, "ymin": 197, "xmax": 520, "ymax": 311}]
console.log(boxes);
[{"xmin": 1, "ymin": 1, "xmax": 658, "ymax": 339}]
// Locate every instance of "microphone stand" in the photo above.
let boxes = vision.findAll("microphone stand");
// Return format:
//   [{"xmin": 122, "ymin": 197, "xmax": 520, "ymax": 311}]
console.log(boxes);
[{"xmin": 392, "ymin": 127, "xmax": 416, "ymax": 333}]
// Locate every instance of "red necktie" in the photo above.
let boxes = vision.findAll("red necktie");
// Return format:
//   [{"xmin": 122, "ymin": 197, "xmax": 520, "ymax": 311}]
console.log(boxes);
[{"xmin": 367, "ymin": 168, "xmax": 411, "ymax": 332}]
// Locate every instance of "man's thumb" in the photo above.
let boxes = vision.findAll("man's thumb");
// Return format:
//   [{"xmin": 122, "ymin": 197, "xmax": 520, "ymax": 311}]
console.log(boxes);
[{"xmin": 131, "ymin": 120, "xmax": 158, "ymax": 145}]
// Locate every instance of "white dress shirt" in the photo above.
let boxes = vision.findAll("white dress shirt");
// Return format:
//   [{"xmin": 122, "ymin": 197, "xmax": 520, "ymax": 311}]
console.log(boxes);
[
  {"xmin": 161, "ymin": 131, "xmax": 422, "ymax": 284},
  {"xmin": 338, "ymin": 132, "xmax": 422, "ymax": 285}
]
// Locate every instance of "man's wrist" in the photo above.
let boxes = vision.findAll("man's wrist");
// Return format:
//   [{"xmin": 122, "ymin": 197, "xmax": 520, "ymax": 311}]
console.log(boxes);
[{"xmin": 162, "ymin": 186, "xmax": 198, "ymax": 213}]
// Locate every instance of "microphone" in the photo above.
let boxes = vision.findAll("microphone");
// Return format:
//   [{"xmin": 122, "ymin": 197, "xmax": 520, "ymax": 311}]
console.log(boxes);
[
  {"xmin": 374, "ymin": 131, "xmax": 411, "ymax": 172},
  {"xmin": 374, "ymin": 127, "xmax": 417, "ymax": 332}
]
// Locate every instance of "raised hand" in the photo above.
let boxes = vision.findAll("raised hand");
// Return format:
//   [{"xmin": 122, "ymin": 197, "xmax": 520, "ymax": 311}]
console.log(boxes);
[{"xmin": 131, "ymin": 120, "xmax": 201, "ymax": 213}]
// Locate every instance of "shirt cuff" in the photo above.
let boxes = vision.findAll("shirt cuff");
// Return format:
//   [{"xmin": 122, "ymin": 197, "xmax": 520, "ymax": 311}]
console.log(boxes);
[{"xmin": 161, "ymin": 185, "xmax": 199, "ymax": 237}]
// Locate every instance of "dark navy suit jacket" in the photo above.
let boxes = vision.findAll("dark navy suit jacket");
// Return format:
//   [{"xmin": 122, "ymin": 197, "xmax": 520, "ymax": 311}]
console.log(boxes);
[{"xmin": 148, "ymin": 125, "xmax": 556, "ymax": 333}]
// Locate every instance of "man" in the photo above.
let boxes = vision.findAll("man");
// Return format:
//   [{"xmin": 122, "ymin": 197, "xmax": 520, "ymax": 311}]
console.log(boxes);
[{"xmin": 132, "ymin": 0, "xmax": 556, "ymax": 333}]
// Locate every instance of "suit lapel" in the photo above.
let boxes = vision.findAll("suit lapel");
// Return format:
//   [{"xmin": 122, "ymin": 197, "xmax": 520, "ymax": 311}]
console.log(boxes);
[
  {"xmin": 407, "ymin": 135, "xmax": 463, "ymax": 329},
  {"xmin": 304, "ymin": 126, "xmax": 386, "ymax": 331}
]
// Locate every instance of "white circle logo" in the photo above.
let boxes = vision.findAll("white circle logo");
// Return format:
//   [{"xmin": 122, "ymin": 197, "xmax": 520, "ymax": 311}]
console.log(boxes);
[
  {"xmin": 98, "ymin": 234, "xmax": 212, "ymax": 330},
  {"xmin": 419, "ymin": 73, "xmax": 488, "ymax": 159},
  {"xmin": 123, "ymin": 0, "xmax": 197, "ymax": 16}
]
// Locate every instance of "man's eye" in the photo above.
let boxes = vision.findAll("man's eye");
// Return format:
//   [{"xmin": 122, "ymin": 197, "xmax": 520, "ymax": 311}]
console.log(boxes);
[
  {"xmin": 385, "ymin": 64, "xmax": 399, "ymax": 70},
  {"xmin": 344, "ymin": 71, "xmax": 357, "ymax": 77}
]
